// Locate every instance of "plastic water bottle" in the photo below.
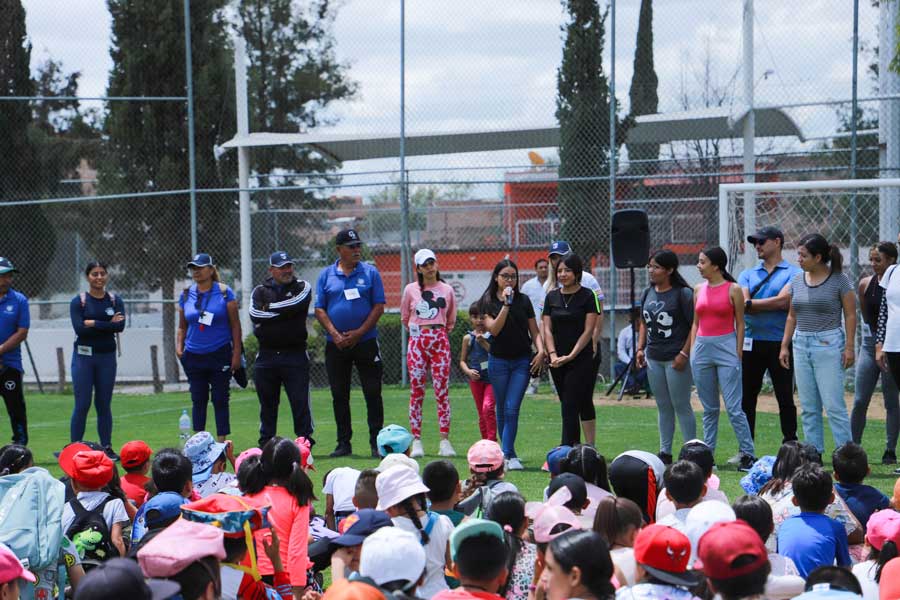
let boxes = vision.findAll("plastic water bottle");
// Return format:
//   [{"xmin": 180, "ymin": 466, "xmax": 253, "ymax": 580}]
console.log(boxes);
[{"xmin": 179, "ymin": 409, "xmax": 191, "ymax": 448}]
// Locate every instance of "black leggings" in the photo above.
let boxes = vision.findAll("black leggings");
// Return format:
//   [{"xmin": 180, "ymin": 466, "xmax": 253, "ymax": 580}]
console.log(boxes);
[{"xmin": 550, "ymin": 351, "xmax": 596, "ymax": 446}]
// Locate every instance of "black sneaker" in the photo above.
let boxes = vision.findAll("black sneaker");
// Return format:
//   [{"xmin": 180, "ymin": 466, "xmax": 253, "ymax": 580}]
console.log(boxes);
[
  {"xmin": 884, "ymin": 449, "xmax": 898, "ymax": 465},
  {"xmin": 103, "ymin": 446, "xmax": 120, "ymax": 462},
  {"xmin": 657, "ymin": 452, "xmax": 673, "ymax": 465},
  {"xmin": 737, "ymin": 453, "xmax": 757, "ymax": 472},
  {"xmin": 329, "ymin": 444, "xmax": 352, "ymax": 458},
  {"xmin": 370, "ymin": 444, "xmax": 380, "ymax": 458}
]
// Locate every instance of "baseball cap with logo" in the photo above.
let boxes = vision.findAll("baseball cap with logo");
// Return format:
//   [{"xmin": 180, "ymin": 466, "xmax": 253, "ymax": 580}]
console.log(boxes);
[
  {"xmin": 548, "ymin": 240, "xmax": 572, "ymax": 256},
  {"xmin": 0, "ymin": 258, "xmax": 18, "ymax": 275},
  {"xmin": 187, "ymin": 253, "xmax": 214, "ymax": 268},
  {"xmin": 120, "ymin": 441, "xmax": 153, "ymax": 470},
  {"xmin": 695, "ymin": 520, "xmax": 768, "ymax": 580},
  {"xmin": 633, "ymin": 524, "xmax": 700, "ymax": 587},
  {"xmin": 336, "ymin": 229, "xmax": 363, "ymax": 246},
  {"xmin": 269, "ymin": 251, "xmax": 294, "ymax": 268}
]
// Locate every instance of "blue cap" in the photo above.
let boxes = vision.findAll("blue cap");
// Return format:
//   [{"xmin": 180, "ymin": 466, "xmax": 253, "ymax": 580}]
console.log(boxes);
[
  {"xmin": 269, "ymin": 251, "xmax": 295, "ymax": 268},
  {"xmin": 548, "ymin": 241, "xmax": 571, "ymax": 256},
  {"xmin": 183, "ymin": 432, "xmax": 227, "ymax": 484},
  {"xmin": 187, "ymin": 253, "xmax": 214, "ymax": 268},
  {"xmin": 143, "ymin": 492, "xmax": 188, "ymax": 528},
  {"xmin": 543, "ymin": 445, "xmax": 572, "ymax": 475},
  {"xmin": 376, "ymin": 424, "xmax": 414, "ymax": 457},
  {"xmin": 0, "ymin": 258, "xmax": 18, "ymax": 275}
]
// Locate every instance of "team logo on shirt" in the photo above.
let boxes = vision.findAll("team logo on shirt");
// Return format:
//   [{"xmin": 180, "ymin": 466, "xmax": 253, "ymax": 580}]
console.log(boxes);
[
  {"xmin": 105, "ymin": 307, "xmax": 115, "ymax": 316},
  {"xmin": 357, "ymin": 278, "xmax": 365, "ymax": 286},
  {"xmin": 4, "ymin": 306, "xmax": 12, "ymax": 313},
  {"xmin": 415, "ymin": 291, "xmax": 447, "ymax": 320},
  {"xmin": 4, "ymin": 381, "xmax": 14, "ymax": 391}
]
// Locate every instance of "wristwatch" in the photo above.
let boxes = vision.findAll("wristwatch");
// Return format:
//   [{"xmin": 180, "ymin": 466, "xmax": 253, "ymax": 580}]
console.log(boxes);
[{"xmin": 745, "ymin": 299, "xmax": 753, "ymax": 313}]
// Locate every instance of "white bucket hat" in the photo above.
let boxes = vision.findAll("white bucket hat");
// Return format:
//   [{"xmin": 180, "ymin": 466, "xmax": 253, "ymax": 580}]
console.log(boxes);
[{"xmin": 375, "ymin": 464, "xmax": 430, "ymax": 511}]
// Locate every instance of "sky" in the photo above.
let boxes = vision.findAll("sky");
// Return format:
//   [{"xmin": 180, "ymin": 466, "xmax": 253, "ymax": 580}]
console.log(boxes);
[{"xmin": 21, "ymin": 0, "xmax": 885, "ymax": 190}]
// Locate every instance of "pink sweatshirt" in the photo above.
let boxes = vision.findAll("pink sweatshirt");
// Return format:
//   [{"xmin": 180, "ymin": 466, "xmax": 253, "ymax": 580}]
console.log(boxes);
[
  {"xmin": 247, "ymin": 485, "xmax": 310, "ymax": 587},
  {"xmin": 401, "ymin": 281, "xmax": 457, "ymax": 330}
]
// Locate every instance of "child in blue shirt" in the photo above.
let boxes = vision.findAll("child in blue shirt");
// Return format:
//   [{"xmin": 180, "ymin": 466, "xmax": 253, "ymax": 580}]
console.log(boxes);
[
  {"xmin": 832, "ymin": 442, "xmax": 890, "ymax": 531},
  {"xmin": 777, "ymin": 463, "xmax": 851, "ymax": 578}
]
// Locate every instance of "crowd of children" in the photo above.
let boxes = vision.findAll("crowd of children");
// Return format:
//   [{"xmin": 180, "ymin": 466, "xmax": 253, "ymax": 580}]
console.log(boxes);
[{"xmin": 5, "ymin": 427, "xmax": 900, "ymax": 599}]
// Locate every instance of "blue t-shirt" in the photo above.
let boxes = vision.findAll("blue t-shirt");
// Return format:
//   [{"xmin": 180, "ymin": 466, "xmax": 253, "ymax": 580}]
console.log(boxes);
[
  {"xmin": 315, "ymin": 260, "xmax": 386, "ymax": 343},
  {"xmin": 0, "ymin": 289, "xmax": 30, "ymax": 372},
  {"xmin": 70, "ymin": 293, "xmax": 126, "ymax": 354},
  {"xmin": 179, "ymin": 284, "xmax": 236, "ymax": 354},
  {"xmin": 777, "ymin": 512, "xmax": 851, "ymax": 578},
  {"xmin": 738, "ymin": 260, "xmax": 801, "ymax": 342},
  {"xmin": 834, "ymin": 482, "xmax": 890, "ymax": 532}
]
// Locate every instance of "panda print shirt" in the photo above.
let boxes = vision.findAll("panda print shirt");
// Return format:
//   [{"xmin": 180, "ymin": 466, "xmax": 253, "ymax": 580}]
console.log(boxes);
[
  {"xmin": 641, "ymin": 286, "xmax": 694, "ymax": 362},
  {"xmin": 400, "ymin": 281, "xmax": 457, "ymax": 331}
]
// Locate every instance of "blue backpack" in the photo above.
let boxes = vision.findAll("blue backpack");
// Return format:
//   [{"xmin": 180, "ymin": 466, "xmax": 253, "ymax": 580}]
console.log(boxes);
[{"xmin": 0, "ymin": 467, "xmax": 65, "ymax": 571}]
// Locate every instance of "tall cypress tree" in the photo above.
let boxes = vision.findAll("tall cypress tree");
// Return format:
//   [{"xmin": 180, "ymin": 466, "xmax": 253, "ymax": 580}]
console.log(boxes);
[
  {"xmin": 556, "ymin": 0, "xmax": 629, "ymax": 263},
  {"xmin": 627, "ymin": 0, "xmax": 659, "ymax": 175}
]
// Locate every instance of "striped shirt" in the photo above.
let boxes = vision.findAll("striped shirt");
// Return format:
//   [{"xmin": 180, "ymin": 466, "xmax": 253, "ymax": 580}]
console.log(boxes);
[{"xmin": 788, "ymin": 271, "xmax": 853, "ymax": 333}]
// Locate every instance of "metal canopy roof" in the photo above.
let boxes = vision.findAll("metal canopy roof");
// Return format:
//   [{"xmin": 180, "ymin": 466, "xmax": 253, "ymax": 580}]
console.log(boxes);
[{"xmin": 220, "ymin": 106, "xmax": 803, "ymax": 162}]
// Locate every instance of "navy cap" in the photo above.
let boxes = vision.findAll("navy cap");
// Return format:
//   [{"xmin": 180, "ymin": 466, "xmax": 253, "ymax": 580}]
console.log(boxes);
[
  {"xmin": 548, "ymin": 472, "xmax": 588, "ymax": 508},
  {"xmin": 747, "ymin": 226, "xmax": 784, "ymax": 244},
  {"xmin": 548, "ymin": 240, "xmax": 571, "ymax": 256},
  {"xmin": 0, "ymin": 258, "xmax": 18, "ymax": 275},
  {"xmin": 269, "ymin": 251, "xmax": 295, "ymax": 267},
  {"xmin": 336, "ymin": 229, "xmax": 363, "ymax": 246},
  {"xmin": 74, "ymin": 558, "xmax": 180, "ymax": 600},
  {"xmin": 187, "ymin": 253, "xmax": 214, "ymax": 268}
]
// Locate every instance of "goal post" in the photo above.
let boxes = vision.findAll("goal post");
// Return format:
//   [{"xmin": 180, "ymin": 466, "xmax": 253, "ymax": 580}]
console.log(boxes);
[{"xmin": 719, "ymin": 178, "xmax": 900, "ymax": 278}]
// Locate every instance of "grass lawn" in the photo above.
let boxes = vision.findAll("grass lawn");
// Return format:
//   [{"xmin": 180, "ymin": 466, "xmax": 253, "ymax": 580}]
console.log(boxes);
[{"xmin": 23, "ymin": 384, "xmax": 900, "ymax": 512}]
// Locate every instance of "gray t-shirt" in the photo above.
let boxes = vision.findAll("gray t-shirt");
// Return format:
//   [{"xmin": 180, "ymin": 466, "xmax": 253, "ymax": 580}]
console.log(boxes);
[
  {"xmin": 788, "ymin": 271, "xmax": 853, "ymax": 333},
  {"xmin": 641, "ymin": 286, "xmax": 693, "ymax": 361}
]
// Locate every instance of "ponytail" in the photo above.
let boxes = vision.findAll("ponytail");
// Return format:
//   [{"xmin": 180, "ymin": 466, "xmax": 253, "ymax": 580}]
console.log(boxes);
[
  {"xmin": 877, "ymin": 540, "xmax": 900, "ymax": 582},
  {"xmin": 799, "ymin": 233, "xmax": 843, "ymax": 273},
  {"xmin": 700, "ymin": 246, "xmax": 736, "ymax": 283},
  {"xmin": 399, "ymin": 497, "xmax": 429, "ymax": 545},
  {"xmin": 243, "ymin": 437, "xmax": 316, "ymax": 505},
  {"xmin": 286, "ymin": 463, "xmax": 315, "ymax": 506},
  {"xmin": 239, "ymin": 455, "xmax": 268, "ymax": 495},
  {"xmin": 829, "ymin": 244, "xmax": 843, "ymax": 273}
]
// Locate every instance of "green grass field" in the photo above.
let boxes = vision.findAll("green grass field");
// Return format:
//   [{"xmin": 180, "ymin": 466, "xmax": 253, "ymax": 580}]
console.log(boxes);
[{"xmin": 24, "ymin": 384, "xmax": 900, "ymax": 512}]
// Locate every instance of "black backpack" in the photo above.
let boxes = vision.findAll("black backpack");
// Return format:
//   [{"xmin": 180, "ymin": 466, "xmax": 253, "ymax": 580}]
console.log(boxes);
[{"xmin": 66, "ymin": 496, "xmax": 116, "ymax": 568}]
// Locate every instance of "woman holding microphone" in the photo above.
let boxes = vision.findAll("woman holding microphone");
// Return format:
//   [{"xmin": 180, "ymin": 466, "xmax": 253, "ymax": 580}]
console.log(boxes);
[{"xmin": 482, "ymin": 259, "xmax": 544, "ymax": 470}]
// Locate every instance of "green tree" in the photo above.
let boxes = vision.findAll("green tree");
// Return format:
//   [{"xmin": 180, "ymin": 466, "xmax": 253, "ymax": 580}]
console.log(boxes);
[
  {"xmin": 555, "ymin": 0, "xmax": 630, "ymax": 263},
  {"xmin": 626, "ymin": 0, "xmax": 659, "ymax": 177}
]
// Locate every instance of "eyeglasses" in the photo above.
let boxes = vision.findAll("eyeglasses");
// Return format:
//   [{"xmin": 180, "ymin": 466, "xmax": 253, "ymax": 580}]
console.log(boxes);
[{"xmin": 499, "ymin": 273, "xmax": 518, "ymax": 280}]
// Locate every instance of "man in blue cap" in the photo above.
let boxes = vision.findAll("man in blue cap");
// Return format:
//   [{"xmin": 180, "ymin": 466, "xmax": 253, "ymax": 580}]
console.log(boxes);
[
  {"xmin": 315, "ymin": 229, "xmax": 385, "ymax": 458},
  {"xmin": 250, "ymin": 251, "xmax": 314, "ymax": 447},
  {"xmin": 0, "ymin": 258, "xmax": 29, "ymax": 445}
]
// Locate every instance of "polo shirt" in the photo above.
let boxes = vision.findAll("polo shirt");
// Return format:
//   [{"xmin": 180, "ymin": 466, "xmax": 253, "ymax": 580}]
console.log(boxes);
[
  {"xmin": 316, "ymin": 260, "xmax": 385, "ymax": 343},
  {"xmin": 0, "ymin": 289, "xmax": 30, "ymax": 372},
  {"xmin": 738, "ymin": 259, "xmax": 800, "ymax": 342},
  {"xmin": 179, "ymin": 284, "xmax": 236, "ymax": 354}
]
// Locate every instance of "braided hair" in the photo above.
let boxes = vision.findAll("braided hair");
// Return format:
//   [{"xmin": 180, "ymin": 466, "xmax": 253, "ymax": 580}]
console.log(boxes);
[{"xmin": 400, "ymin": 495, "xmax": 430, "ymax": 545}]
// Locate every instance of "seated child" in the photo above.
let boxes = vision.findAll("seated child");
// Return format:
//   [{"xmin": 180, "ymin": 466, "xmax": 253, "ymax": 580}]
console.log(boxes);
[
  {"xmin": 357, "ymin": 526, "xmax": 427, "ymax": 598},
  {"xmin": 593, "ymin": 495, "xmax": 643, "ymax": 587},
  {"xmin": 457, "ymin": 440, "xmax": 517, "ymax": 517},
  {"xmin": 657, "ymin": 460, "xmax": 706, "ymax": 531},
  {"xmin": 118, "ymin": 440, "xmax": 153, "ymax": 508},
  {"xmin": 615, "ymin": 524, "xmax": 700, "ymax": 600},
  {"xmin": 423, "ymin": 460, "xmax": 464, "ymax": 526},
  {"xmin": 832, "ymin": 442, "xmax": 890, "ymax": 532},
  {"xmin": 324, "ymin": 466, "xmax": 361, "ymax": 530},
  {"xmin": 353, "ymin": 469, "xmax": 380, "ymax": 511},
  {"xmin": 657, "ymin": 440, "xmax": 728, "ymax": 520},
  {"xmin": 137, "ymin": 518, "xmax": 226, "ymax": 600},
  {"xmin": 547, "ymin": 473, "xmax": 590, "ymax": 517},
  {"xmin": 132, "ymin": 448, "xmax": 193, "ymax": 546},
  {"xmin": 184, "ymin": 432, "xmax": 235, "ymax": 498},
  {"xmin": 432, "ymin": 519, "xmax": 510, "ymax": 600}
]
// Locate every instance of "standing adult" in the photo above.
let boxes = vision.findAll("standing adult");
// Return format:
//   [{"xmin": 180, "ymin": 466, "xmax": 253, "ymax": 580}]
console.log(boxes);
[
  {"xmin": 876, "ymin": 233, "xmax": 900, "ymax": 474},
  {"xmin": 315, "ymin": 229, "xmax": 385, "ymax": 458},
  {"xmin": 739, "ymin": 226, "xmax": 801, "ymax": 447},
  {"xmin": 0, "ymin": 258, "xmax": 29, "ymax": 446},
  {"xmin": 779, "ymin": 233, "xmax": 855, "ymax": 455},
  {"xmin": 636, "ymin": 249, "xmax": 695, "ymax": 465},
  {"xmin": 521, "ymin": 258, "xmax": 549, "ymax": 395},
  {"xmin": 250, "ymin": 251, "xmax": 314, "ymax": 449},
  {"xmin": 401, "ymin": 249, "xmax": 457, "ymax": 458},
  {"xmin": 853, "ymin": 242, "xmax": 899, "ymax": 464},
  {"xmin": 542, "ymin": 253, "xmax": 599, "ymax": 447},
  {"xmin": 70, "ymin": 261, "xmax": 126, "ymax": 460},
  {"xmin": 176, "ymin": 253, "xmax": 242, "ymax": 443},
  {"xmin": 482, "ymin": 259, "xmax": 544, "ymax": 470},
  {"xmin": 690, "ymin": 246, "xmax": 756, "ymax": 470}
]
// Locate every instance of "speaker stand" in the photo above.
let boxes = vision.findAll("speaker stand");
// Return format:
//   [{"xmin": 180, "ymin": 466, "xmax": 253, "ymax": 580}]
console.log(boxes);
[{"xmin": 605, "ymin": 266, "xmax": 640, "ymax": 401}]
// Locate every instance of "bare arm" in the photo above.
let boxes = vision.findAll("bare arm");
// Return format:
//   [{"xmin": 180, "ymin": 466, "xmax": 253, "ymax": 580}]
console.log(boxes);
[
  {"xmin": 175, "ymin": 309, "xmax": 187, "ymax": 358},
  {"xmin": 636, "ymin": 318, "xmax": 648, "ymax": 367},
  {"xmin": 528, "ymin": 317, "xmax": 545, "ymax": 373},
  {"xmin": 557, "ymin": 312, "xmax": 597, "ymax": 364},
  {"xmin": 483, "ymin": 304, "xmax": 509, "ymax": 337},
  {"xmin": 689, "ymin": 285, "xmax": 701, "ymax": 352},
  {"xmin": 779, "ymin": 292, "xmax": 797, "ymax": 369},
  {"xmin": 110, "ymin": 523, "xmax": 125, "ymax": 557},
  {"xmin": 732, "ymin": 283, "xmax": 746, "ymax": 358},
  {"xmin": 842, "ymin": 289, "xmax": 857, "ymax": 368},
  {"xmin": 0, "ymin": 327, "xmax": 27, "ymax": 357},
  {"xmin": 227, "ymin": 300, "xmax": 243, "ymax": 371}
]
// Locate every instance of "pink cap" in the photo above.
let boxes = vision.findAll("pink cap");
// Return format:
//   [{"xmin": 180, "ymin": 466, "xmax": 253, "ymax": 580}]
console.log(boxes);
[
  {"xmin": 137, "ymin": 519, "xmax": 226, "ymax": 578},
  {"xmin": 234, "ymin": 448, "xmax": 261, "ymax": 474},
  {"xmin": 294, "ymin": 437, "xmax": 315, "ymax": 471},
  {"xmin": 0, "ymin": 543, "xmax": 35, "ymax": 584},
  {"xmin": 531, "ymin": 505, "xmax": 582, "ymax": 543},
  {"xmin": 867, "ymin": 510, "xmax": 900, "ymax": 551},
  {"xmin": 467, "ymin": 440, "xmax": 504, "ymax": 473}
]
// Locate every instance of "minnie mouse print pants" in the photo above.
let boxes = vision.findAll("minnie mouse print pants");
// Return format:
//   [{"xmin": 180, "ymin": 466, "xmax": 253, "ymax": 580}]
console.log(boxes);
[{"xmin": 407, "ymin": 327, "xmax": 451, "ymax": 438}]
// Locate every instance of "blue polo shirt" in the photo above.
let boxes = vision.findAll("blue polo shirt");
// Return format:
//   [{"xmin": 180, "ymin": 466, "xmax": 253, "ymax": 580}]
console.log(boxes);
[
  {"xmin": 738, "ymin": 259, "xmax": 800, "ymax": 342},
  {"xmin": 179, "ymin": 284, "xmax": 236, "ymax": 354},
  {"xmin": 0, "ymin": 289, "xmax": 30, "ymax": 372},
  {"xmin": 315, "ymin": 260, "xmax": 385, "ymax": 343}
]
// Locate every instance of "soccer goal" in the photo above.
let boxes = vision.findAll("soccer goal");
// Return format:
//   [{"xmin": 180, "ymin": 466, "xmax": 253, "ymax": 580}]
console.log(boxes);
[{"xmin": 719, "ymin": 178, "xmax": 900, "ymax": 277}]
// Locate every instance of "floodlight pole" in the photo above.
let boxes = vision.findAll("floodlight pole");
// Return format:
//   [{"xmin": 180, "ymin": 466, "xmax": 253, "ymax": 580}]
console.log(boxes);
[
  {"xmin": 850, "ymin": 0, "xmax": 860, "ymax": 287},
  {"xmin": 741, "ymin": 0, "xmax": 755, "ymax": 272},
  {"xmin": 235, "ymin": 37, "xmax": 253, "ymax": 335},
  {"xmin": 400, "ymin": 0, "xmax": 410, "ymax": 387},
  {"xmin": 183, "ymin": 0, "xmax": 198, "ymax": 255},
  {"xmin": 608, "ymin": 0, "xmax": 618, "ymax": 378}
]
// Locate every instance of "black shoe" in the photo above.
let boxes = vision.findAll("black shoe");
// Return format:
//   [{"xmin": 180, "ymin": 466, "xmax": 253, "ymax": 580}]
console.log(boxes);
[
  {"xmin": 329, "ymin": 444, "xmax": 352, "ymax": 458},
  {"xmin": 737, "ymin": 453, "xmax": 757, "ymax": 472},
  {"xmin": 103, "ymin": 446, "xmax": 120, "ymax": 462},
  {"xmin": 657, "ymin": 452, "xmax": 673, "ymax": 465},
  {"xmin": 884, "ymin": 450, "xmax": 898, "ymax": 465}
]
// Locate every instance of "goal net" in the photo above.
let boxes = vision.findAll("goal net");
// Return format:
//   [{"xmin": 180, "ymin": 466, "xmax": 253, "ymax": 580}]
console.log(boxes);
[{"xmin": 719, "ymin": 179, "xmax": 900, "ymax": 278}]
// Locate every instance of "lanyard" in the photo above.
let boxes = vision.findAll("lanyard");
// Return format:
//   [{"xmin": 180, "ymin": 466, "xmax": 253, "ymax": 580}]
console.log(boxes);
[{"xmin": 195, "ymin": 286, "xmax": 215, "ymax": 331}]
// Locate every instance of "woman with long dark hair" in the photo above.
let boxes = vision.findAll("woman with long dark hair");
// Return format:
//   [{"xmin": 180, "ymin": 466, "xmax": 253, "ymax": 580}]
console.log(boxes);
[
  {"xmin": 401, "ymin": 248, "xmax": 457, "ymax": 458},
  {"xmin": 690, "ymin": 246, "xmax": 755, "ymax": 469},
  {"xmin": 636, "ymin": 249, "xmax": 695, "ymax": 465},
  {"xmin": 779, "ymin": 233, "xmax": 855, "ymax": 454},
  {"xmin": 482, "ymin": 259, "xmax": 544, "ymax": 470},
  {"xmin": 70, "ymin": 261, "xmax": 125, "ymax": 459}
]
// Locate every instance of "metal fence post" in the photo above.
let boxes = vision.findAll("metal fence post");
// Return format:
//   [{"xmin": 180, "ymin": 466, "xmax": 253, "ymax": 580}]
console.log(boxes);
[
  {"xmin": 399, "ymin": 0, "xmax": 410, "ymax": 387},
  {"xmin": 183, "ymin": 0, "xmax": 198, "ymax": 255},
  {"xmin": 608, "ymin": 0, "xmax": 618, "ymax": 378}
]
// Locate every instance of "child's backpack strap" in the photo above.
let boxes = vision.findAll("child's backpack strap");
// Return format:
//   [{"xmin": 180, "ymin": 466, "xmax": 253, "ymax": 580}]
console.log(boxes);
[{"xmin": 421, "ymin": 511, "xmax": 440, "ymax": 545}]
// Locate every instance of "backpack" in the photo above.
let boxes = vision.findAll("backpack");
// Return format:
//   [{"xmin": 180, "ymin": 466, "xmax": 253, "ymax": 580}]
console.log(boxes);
[
  {"xmin": 0, "ymin": 467, "xmax": 65, "ymax": 572},
  {"xmin": 66, "ymin": 495, "xmax": 116, "ymax": 568},
  {"xmin": 80, "ymin": 291, "xmax": 123, "ymax": 356},
  {"xmin": 472, "ymin": 480, "xmax": 505, "ymax": 519}
]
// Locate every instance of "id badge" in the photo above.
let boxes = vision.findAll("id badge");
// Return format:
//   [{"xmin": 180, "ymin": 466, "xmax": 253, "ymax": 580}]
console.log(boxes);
[
  {"xmin": 77, "ymin": 345, "xmax": 93, "ymax": 357},
  {"xmin": 743, "ymin": 337, "xmax": 753, "ymax": 352},
  {"xmin": 199, "ymin": 311, "xmax": 214, "ymax": 326},
  {"xmin": 862, "ymin": 323, "xmax": 873, "ymax": 338},
  {"xmin": 480, "ymin": 361, "xmax": 489, "ymax": 371},
  {"xmin": 344, "ymin": 287, "xmax": 361, "ymax": 300},
  {"xmin": 409, "ymin": 323, "xmax": 421, "ymax": 337}
]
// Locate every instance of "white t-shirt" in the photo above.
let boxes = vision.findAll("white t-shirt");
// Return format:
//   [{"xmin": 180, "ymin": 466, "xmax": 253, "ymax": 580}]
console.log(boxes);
[
  {"xmin": 617, "ymin": 326, "xmax": 636, "ymax": 363},
  {"xmin": 657, "ymin": 508, "xmax": 691, "ymax": 533},
  {"xmin": 393, "ymin": 513, "xmax": 453, "ymax": 599},
  {"xmin": 520, "ymin": 276, "xmax": 547, "ymax": 323},
  {"xmin": 881, "ymin": 265, "xmax": 900, "ymax": 351},
  {"xmin": 656, "ymin": 487, "xmax": 729, "ymax": 521},
  {"xmin": 323, "ymin": 467, "xmax": 360, "ymax": 513},
  {"xmin": 610, "ymin": 546, "xmax": 637, "ymax": 587},
  {"xmin": 62, "ymin": 491, "xmax": 130, "ymax": 533},
  {"xmin": 765, "ymin": 554, "xmax": 804, "ymax": 600},
  {"xmin": 852, "ymin": 559, "xmax": 879, "ymax": 600},
  {"xmin": 616, "ymin": 583, "xmax": 699, "ymax": 600}
]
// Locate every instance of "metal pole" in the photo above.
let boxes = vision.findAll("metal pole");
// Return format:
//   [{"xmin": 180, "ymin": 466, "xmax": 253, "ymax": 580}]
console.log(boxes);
[
  {"xmin": 235, "ymin": 37, "xmax": 253, "ymax": 335},
  {"xmin": 608, "ymin": 0, "xmax": 617, "ymax": 378},
  {"xmin": 879, "ymin": 0, "xmax": 900, "ymax": 239},
  {"xmin": 399, "ymin": 0, "xmax": 410, "ymax": 387},
  {"xmin": 183, "ymin": 0, "xmax": 198, "ymax": 255},
  {"xmin": 850, "ymin": 0, "xmax": 860, "ymax": 289},
  {"xmin": 741, "ymin": 0, "xmax": 756, "ymax": 273}
]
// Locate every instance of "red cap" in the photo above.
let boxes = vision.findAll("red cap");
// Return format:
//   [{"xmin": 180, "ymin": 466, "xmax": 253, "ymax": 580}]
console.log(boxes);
[
  {"xmin": 61, "ymin": 450, "xmax": 114, "ymax": 488},
  {"xmin": 695, "ymin": 521, "xmax": 768, "ymax": 579},
  {"xmin": 120, "ymin": 440, "xmax": 153, "ymax": 469},
  {"xmin": 633, "ymin": 524, "xmax": 699, "ymax": 587}
]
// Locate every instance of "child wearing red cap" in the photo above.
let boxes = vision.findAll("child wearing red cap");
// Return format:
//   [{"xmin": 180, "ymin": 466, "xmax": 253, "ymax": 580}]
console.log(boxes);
[
  {"xmin": 615, "ymin": 524, "xmax": 700, "ymax": 600},
  {"xmin": 119, "ymin": 440, "xmax": 153, "ymax": 508},
  {"xmin": 695, "ymin": 521, "xmax": 771, "ymax": 600}
]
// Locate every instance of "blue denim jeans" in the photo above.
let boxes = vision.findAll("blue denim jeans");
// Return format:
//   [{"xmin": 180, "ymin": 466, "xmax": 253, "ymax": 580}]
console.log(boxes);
[
  {"xmin": 647, "ymin": 357, "xmax": 696, "ymax": 454},
  {"xmin": 793, "ymin": 328, "xmax": 851, "ymax": 453},
  {"xmin": 71, "ymin": 350, "xmax": 117, "ymax": 446},
  {"xmin": 488, "ymin": 354, "xmax": 531, "ymax": 458},
  {"xmin": 691, "ymin": 332, "xmax": 755, "ymax": 456},
  {"xmin": 851, "ymin": 336, "xmax": 899, "ymax": 452}
]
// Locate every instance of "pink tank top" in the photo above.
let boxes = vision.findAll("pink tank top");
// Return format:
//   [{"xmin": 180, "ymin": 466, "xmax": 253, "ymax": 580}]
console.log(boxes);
[{"xmin": 695, "ymin": 282, "xmax": 735, "ymax": 337}]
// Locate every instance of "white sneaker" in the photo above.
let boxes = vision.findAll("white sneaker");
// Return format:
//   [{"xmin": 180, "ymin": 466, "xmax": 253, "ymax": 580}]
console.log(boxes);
[
  {"xmin": 506, "ymin": 457, "xmax": 524, "ymax": 471},
  {"xmin": 410, "ymin": 439, "xmax": 425, "ymax": 458},
  {"xmin": 438, "ymin": 439, "xmax": 456, "ymax": 457},
  {"xmin": 726, "ymin": 453, "xmax": 742, "ymax": 465}
]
